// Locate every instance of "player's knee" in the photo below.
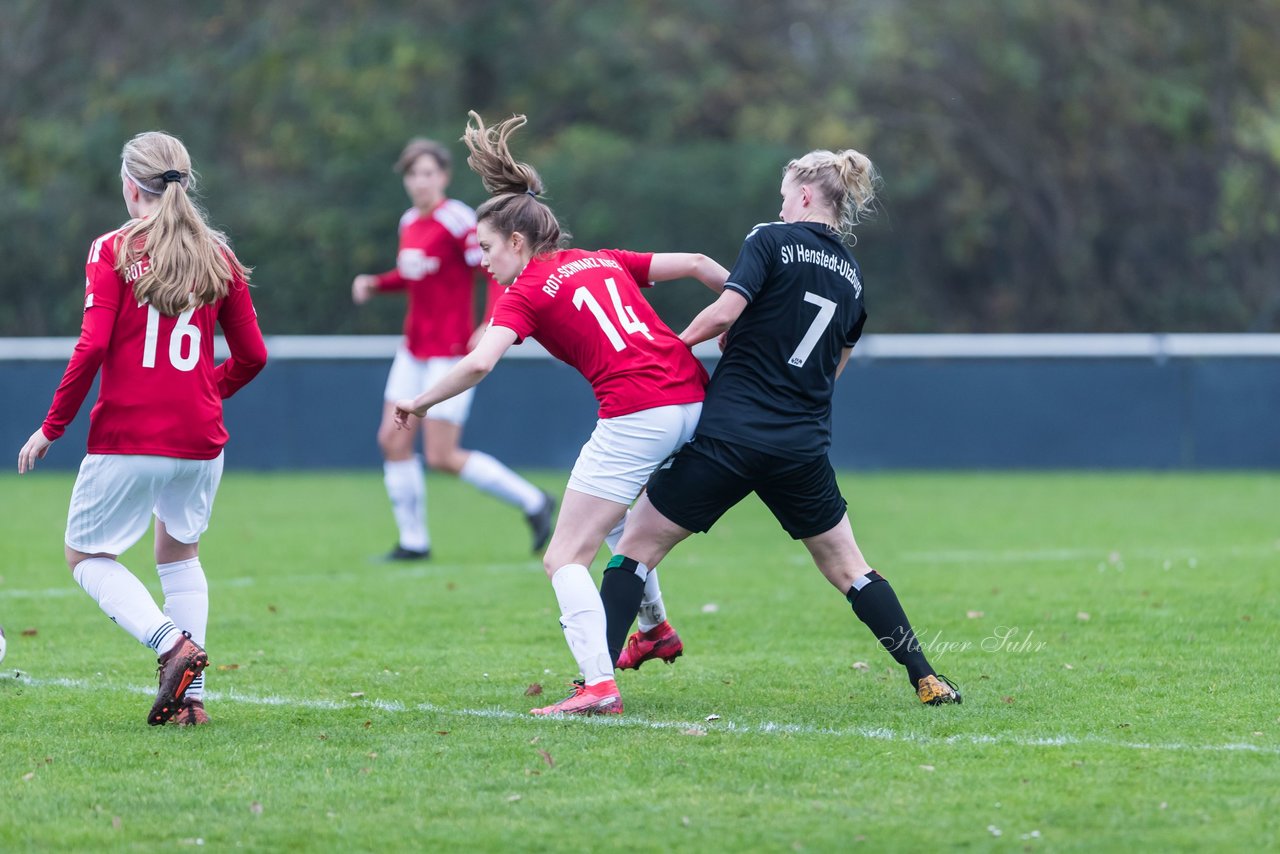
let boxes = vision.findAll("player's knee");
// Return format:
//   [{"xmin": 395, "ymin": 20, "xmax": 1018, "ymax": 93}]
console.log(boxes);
[{"xmin": 424, "ymin": 448, "xmax": 464, "ymax": 474}]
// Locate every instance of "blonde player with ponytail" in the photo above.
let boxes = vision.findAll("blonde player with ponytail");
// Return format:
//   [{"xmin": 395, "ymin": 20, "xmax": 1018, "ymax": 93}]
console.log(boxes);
[
  {"xmin": 604, "ymin": 148, "xmax": 964, "ymax": 708},
  {"xmin": 18, "ymin": 131, "xmax": 267, "ymax": 727}
]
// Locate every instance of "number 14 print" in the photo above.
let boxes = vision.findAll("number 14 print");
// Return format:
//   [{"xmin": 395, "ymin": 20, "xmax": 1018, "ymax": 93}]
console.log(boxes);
[{"xmin": 573, "ymin": 277, "xmax": 653, "ymax": 351}]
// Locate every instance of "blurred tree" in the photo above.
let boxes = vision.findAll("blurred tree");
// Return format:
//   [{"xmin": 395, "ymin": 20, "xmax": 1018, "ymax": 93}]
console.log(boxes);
[{"xmin": 1, "ymin": 0, "xmax": 1277, "ymax": 336}]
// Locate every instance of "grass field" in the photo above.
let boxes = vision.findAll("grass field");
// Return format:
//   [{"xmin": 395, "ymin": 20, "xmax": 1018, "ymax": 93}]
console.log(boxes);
[{"xmin": 1, "ymin": 470, "xmax": 1277, "ymax": 851}]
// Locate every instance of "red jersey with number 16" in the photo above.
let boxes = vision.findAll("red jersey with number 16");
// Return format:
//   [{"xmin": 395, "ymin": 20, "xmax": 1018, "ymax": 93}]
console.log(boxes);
[
  {"xmin": 490, "ymin": 248, "xmax": 707, "ymax": 418},
  {"xmin": 40, "ymin": 224, "xmax": 268, "ymax": 460}
]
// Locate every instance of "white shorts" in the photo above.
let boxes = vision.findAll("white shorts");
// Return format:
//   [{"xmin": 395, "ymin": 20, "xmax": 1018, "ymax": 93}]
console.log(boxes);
[
  {"xmin": 568, "ymin": 402, "xmax": 703, "ymax": 505},
  {"xmin": 65, "ymin": 453, "xmax": 225, "ymax": 555},
  {"xmin": 383, "ymin": 348, "xmax": 474, "ymax": 425}
]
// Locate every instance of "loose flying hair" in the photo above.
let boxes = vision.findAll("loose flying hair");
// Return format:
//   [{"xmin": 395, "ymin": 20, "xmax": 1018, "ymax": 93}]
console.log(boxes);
[
  {"xmin": 117, "ymin": 131, "xmax": 248, "ymax": 316},
  {"xmin": 395, "ymin": 137, "xmax": 451, "ymax": 174},
  {"xmin": 786, "ymin": 148, "xmax": 879, "ymax": 243},
  {"xmin": 461, "ymin": 111, "xmax": 569, "ymax": 256}
]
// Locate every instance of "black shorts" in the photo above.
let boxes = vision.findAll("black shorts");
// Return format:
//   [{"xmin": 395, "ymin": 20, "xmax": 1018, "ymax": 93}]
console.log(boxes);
[{"xmin": 646, "ymin": 436, "xmax": 847, "ymax": 540}]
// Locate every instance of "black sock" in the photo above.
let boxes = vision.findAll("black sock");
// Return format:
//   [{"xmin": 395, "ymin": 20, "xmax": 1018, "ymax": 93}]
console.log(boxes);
[
  {"xmin": 846, "ymin": 571, "xmax": 934, "ymax": 687},
  {"xmin": 601, "ymin": 555, "xmax": 647, "ymax": 666}
]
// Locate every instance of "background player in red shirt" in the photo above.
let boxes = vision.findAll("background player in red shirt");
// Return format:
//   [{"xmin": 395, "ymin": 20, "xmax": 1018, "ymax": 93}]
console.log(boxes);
[
  {"xmin": 352, "ymin": 138, "xmax": 553, "ymax": 562},
  {"xmin": 603, "ymin": 147, "xmax": 962, "ymax": 708},
  {"xmin": 393, "ymin": 112, "xmax": 729, "ymax": 716},
  {"xmin": 17, "ymin": 131, "xmax": 267, "ymax": 726}
]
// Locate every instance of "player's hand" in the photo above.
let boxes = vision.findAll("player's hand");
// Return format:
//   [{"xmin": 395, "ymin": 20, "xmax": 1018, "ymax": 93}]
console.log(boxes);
[
  {"xmin": 352, "ymin": 275, "xmax": 378, "ymax": 305},
  {"xmin": 717, "ymin": 331, "xmax": 730, "ymax": 352},
  {"xmin": 18, "ymin": 428, "xmax": 53, "ymax": 474},
  {"xmin": 392, "ymin": 399, "xmax": 422, "ymax": 430}
]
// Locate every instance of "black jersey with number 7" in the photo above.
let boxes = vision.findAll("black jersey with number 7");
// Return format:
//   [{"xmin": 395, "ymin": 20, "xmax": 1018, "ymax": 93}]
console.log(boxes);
[{"xmin": 694, "ymin": 221, "xmax": 867, "ymax": 460}]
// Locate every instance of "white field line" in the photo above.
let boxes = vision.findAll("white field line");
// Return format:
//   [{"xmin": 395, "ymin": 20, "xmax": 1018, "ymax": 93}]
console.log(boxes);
[
  {"xmin": 0, "ymin": 561, "xmax": 542, "ymax": 599},
  {"xmin": 897, "ymin": 543, "xmax": 1280, "ymax": 565},
  {"xmin": 3, "ymin": 672, "xmax": 1276, "ymax": 756},
  {"xmin": 5, "ymin": 543, "xmax": 1278, "ymax": 600}
]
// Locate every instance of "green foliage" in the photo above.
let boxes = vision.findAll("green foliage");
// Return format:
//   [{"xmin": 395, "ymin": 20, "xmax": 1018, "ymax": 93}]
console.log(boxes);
[
  {"xmin": 1, "ymin": 470, "xmax": 1277, "ymax": 849},
  {"xmin": 2, "ymin": 0, "xmax": 1279, "ymax": 335}
]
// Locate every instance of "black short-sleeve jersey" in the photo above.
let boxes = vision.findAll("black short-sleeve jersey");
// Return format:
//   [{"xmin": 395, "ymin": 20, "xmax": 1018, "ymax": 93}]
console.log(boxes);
[{"xmin": 694, "ymin": 221, "xmax": 867, "ymax": 459}]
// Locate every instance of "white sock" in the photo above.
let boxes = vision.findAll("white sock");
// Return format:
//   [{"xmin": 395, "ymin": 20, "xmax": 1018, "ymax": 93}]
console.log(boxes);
[
  {"xmin": 460, "ymin": 451, "xmax": 544, "ymax": 514},
  {"xmin": 73, "ymin": 557, "xmax": 179, "ymax": 653},
  {"xmin": 384, "ymin": 458, "xmax": 429, "ymax": 551},
  {"xmin": 159, "ymin": 558, "xmax": 208, "ymax": 699},
  {"xmin": 637, "ymin": 570, "xmax": 668, "ymax": 633},
  {"xmin": 550, "ymin": 564, "xmax": 613, "ymax": 686},
  {"xmin": 604, "ymin": 510, "xmax": 629, "ymax": 553}
]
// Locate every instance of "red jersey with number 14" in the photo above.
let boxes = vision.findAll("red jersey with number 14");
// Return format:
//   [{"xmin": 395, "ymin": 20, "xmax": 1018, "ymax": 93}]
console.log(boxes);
[
  {"xmin": 40, "ymin": 224, "xmax": 268, "ymax": 459},
  {"xmin": 490, "ymin": 248, "xmax": 707, "ymax": 418}
]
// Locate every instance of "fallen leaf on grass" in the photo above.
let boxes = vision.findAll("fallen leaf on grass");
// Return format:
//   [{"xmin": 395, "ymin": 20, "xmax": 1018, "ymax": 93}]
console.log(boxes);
[
  {"xmin": 21, "ymin": 628, "xmax": 37, "ymax": 637},
  {"xmin": 851, "ymin": 661, "xmax": 870, "ymax": 672},
  {"xmin": 1076, "ymin": 612, "xmax": 1090, "ymax": 621},
  {"xmin": 267, "ymin": 605, "xmax": 277, "ymax": 614},
  {"xmin": 507, "ymin": 794, "xmax": 522, "ymax": 803},
  {"xmin": 701, "ymin": 603, "xmax": 719, "ymax": 613},
  {"xmin": 1063, "ymin": 663, "xmax": 1074, "ymax": 670},
  {"xmin": 21, "ymin": 772, "xmax": 34, "ymax": 781},
  {"xmin": 919, "ymin": 765, "xmax": 935, "ymax": 772},
  {"xmin": 537, "ymin": 749, "xmax": 554, "ymax": 768},
  {"xmin": 435, "ymin": 731, "xmax": 449, "ymax": 736},
  {"xmin": 681, "ymin": 727, "xmax": 707, "ymax": 736},
  {"xmin": 1002, "ymin": 696, "xmax": 1015, "ymax": 704},
  {"xmin": 216, "ymin": 664, "xmax": 240, "ymax": 671},
  {"xmin": 112, "ymin": 817, "xmax": 122, "ymax": 830},
  {"xmin": 250, "ymin": 802, "xmax": 263, "ymax": 815},
  {"xmin": 363, "ymin": 720, "xmax": 372, "ymax": 729},
  {"xmin": 349, "ymin": 692, "xmax": 365, "ymax": 698},
  {"xmin": 966, "ymin": 610, "xmax": 984, "ymax": 619},
  {"xmin": 525, "ymin": 683, "xmax": 543, "ymax": 696}
]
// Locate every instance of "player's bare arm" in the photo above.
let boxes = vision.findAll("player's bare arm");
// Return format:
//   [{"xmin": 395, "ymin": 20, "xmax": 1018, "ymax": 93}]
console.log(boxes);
[
  {"xmin": 835, "ymin": 346, "xmax": 854, "ymax": 379},
  {"xmin": 678, "ymin": 289, "xmax": 748, "ymax": 347},
  {"xmin": 648, "ymin": 253, "xmax": 729, "ymax": 293},
  {"xmin": 17, "ymin": 428, "xmax": 53, "ymax": 474},
  {"xmin": 393, "ymin": 325, "xmax": 518, "ymax": 427},
  {"xmin": 351, "ymin": 274, "xmax": 378, "ymax": 305}
]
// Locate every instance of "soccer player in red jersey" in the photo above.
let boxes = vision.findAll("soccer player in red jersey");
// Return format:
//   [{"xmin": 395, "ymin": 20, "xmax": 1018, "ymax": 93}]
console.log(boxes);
[
  {"xmin": 17, "ymin": 132, "xmax": 267, "ymax": 727},
  {"xmin": 604, "ymin": 148, "xmax": 962, "ymax": 707},
  {"xmin": 352, "ymin": 138, "xmax": 553, "ymax": 562},
  {"xmin": 393, "ymin": 113, "xmax": 729, "ymax": 716}
]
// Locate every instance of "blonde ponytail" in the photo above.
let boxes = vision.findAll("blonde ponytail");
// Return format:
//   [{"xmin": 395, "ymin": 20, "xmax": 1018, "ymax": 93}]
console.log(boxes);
[
  {"xmin": 786, "ymin": 148, "xmax": 879, "ymax": 242},
  {"xmin": 117, "ymin": 132, "xmax": 249, "ymax": 316}
]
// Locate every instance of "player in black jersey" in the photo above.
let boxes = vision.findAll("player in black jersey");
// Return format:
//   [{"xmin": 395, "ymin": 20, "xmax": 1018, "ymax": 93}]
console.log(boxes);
[{"xmin": 601, "ymin": 148, "xmax": 961, "ymax": 706}]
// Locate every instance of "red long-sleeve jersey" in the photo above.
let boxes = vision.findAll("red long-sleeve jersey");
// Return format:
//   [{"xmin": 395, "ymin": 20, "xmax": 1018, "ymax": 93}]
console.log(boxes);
[{"xmin": 41, "ymin": 225, "xmax": 267, "ymax": 460}]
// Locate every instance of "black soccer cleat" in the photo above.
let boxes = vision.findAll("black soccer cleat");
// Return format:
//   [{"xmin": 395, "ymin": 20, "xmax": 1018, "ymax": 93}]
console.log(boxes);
[
  {"xmin": 381, "ymin": 545, "xmax": 430, "ymax": 562},
  {"xmin": 525, "ymin": 490, "xmax": 556, "ymax": 554}
]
